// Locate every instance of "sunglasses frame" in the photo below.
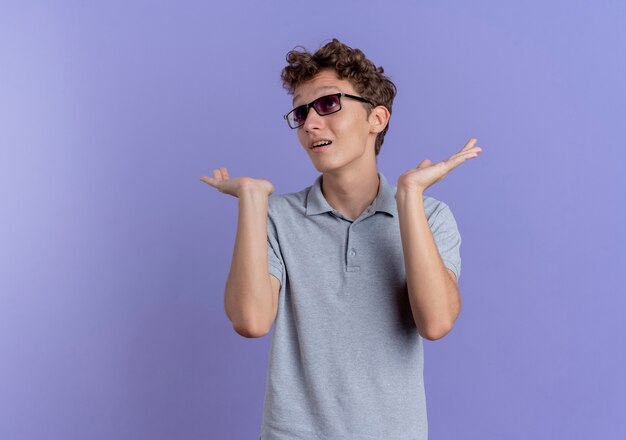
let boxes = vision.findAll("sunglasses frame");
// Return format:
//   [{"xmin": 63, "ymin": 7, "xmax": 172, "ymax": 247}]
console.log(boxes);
[{"xmin": 284, "ymin": 93, "xmax": 375, "ymax": 129}]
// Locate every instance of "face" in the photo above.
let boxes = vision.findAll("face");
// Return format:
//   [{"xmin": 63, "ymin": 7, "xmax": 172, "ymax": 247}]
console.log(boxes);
[{"xmin": 291, "ymin": 69, "xmax": 380, "ymax": 174}]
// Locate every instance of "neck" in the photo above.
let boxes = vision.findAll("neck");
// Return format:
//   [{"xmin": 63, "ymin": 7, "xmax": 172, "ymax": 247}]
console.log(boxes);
[{"xmin": 321, "ymin": 165, "xmax": 380, "ymax": 221}]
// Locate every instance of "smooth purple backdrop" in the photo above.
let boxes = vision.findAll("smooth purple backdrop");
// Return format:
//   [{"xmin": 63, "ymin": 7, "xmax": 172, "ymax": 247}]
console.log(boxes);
[{"xmin": 1, "ymin": 1, "xmax": 625, "ymax": 439}]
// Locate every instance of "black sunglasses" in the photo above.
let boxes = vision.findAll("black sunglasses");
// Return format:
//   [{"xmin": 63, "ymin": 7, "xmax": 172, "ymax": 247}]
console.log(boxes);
[{"xmin": 284, "ymin": 93, "xmax": 374, "ymax": 129}]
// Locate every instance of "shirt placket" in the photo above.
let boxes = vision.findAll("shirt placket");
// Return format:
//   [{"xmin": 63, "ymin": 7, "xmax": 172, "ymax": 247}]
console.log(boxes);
[{"xmin": 331, "ymin": 206, "xmax": 376, "ymax": 272}]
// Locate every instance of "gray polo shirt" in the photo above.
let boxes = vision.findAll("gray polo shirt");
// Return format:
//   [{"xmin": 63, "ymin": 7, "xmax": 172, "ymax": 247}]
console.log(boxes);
[{"xmin": 260, "ymin": 171, "xmax": 461, "ymax": 440}]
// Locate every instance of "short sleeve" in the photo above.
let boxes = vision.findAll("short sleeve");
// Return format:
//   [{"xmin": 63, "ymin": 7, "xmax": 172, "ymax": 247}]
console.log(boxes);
[
  {"xmin": 267, "ymin": 209, "xmax": 285, "ymax": 287},
  {"xmin": 428, "ymin": 202, "xmax": 462, "ymax": 281}
]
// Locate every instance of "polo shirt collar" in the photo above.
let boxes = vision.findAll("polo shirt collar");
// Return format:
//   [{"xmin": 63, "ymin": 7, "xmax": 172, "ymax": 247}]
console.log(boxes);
[{"xmin": 305, "ymin": 171, "xmax": 397, "ymax": 217}]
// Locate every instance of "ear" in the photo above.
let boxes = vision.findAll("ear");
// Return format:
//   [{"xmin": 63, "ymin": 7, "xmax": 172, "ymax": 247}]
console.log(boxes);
[{"xmin": 368, "ymin": 105, "xmax": 390, "ymax": 134}]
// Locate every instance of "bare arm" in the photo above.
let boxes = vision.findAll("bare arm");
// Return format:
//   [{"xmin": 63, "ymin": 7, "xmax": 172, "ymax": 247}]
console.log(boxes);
[
  {"xmin": 200, "ymin": 167, "xmax": 280, "ymax": 338},
  {"xmin": 224, "ymin": 185, "xmax": 279, "ymax": 338},
  {"xmin": 395, "ymin": 138, "xmax": 482, "ymax": 340},
  {"xmin": 396, "ymin": 188, "xmax": 460, "ymax": 340}
]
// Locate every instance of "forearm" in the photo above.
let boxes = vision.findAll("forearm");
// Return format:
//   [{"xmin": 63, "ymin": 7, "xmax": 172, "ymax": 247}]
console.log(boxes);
[
  {"xmin": 224, "ymin": 185, "xmax": 274, "ymax": 335},
  {"xmin": 396, "ymin": 187, "xmax": 460, "ymax": 340}
]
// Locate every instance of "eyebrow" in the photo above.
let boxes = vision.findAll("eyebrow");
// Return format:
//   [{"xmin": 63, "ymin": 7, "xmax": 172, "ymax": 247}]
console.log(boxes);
[{"xmin": 293, "ymin": 86, "xmax": 341, "ymax": 106}]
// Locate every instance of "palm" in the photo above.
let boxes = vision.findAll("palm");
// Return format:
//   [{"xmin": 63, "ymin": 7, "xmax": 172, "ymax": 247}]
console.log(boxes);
[
  {"xmin": 398, "ymin": 138, "xmax": 482, "ymax": 192},
  {"xmin": 199, "ymin": 167, "xmax": 274, "ymax": 198}
]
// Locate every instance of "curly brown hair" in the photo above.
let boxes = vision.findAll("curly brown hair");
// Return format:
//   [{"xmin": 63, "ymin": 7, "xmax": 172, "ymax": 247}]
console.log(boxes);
[{"xmin": 281, "ymin": 38, "xmax": 397, "ymax": 156}]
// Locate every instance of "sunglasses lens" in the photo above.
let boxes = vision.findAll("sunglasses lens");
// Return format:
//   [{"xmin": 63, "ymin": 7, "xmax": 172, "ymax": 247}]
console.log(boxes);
[
  {"xmin": 314, "ymin": 95, "xmax": 340, "ymax": 115},
  {"xmin": 286, "ymin": 94, "xmax": 342, "ymax": 128},
  {"xmin": 290, "ymin": 106, "xmax": 308, "ymax": 127}
]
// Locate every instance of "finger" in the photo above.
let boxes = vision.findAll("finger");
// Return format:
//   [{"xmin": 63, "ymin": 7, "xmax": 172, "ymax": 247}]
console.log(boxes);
[
  {"xmin": 460, "ymin": 138, "xmax": 478, "ymax": 152},
  {"xmin": 445, "ymin": 150, "xmax": 481, "ymax": 169},
  {"xmin": 457, "ymin": 147, "xmax": 482, "ymax": 157},
  {"xmin": 213, "ymin": 169, "xmax": 221, "ymax": 180},
  {"xmin": 220, "ymin": 167, "xmax": 229, "ymax": 179},
  {"xmin": 417, "ymin": 159, "xmax": 432, "ymax": 169},
  {"xmin": 445, "ymin": 140, "xmax": 479, "ymax": 163},
  {"xmin": 448, "ymin": 145, "xmax": 482, "ymax": 162},
  {"xmin": 200, "ymin": 176, "xmax": 215, "ymax": 186}
]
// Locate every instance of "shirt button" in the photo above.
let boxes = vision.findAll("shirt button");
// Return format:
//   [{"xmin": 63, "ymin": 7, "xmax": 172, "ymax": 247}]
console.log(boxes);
[{"xmin": 349, "ymin": 249, "xmax": 356, "ymax": 256}]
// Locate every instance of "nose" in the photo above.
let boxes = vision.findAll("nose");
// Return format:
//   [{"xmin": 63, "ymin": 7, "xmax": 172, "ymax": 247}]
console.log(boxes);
[{"xmin": 302, "ymin": 106, "xmax": 325, "ymax": 131}]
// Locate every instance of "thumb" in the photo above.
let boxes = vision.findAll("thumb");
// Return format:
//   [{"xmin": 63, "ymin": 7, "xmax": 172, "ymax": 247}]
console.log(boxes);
[{"xmin": 417, "ymin": 159, "xmax": 432, "ymax": 169}]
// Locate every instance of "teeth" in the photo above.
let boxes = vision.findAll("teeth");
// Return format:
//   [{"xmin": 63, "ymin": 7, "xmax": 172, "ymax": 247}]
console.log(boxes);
[{"xmin": 312, "ymin": 140, "xmax": 331, "ymax": 147}]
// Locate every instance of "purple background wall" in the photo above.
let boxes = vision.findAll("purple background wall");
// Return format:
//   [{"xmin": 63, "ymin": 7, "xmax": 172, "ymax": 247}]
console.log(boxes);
[{"xmin": 1, "ymin": 1, "xmax": 625, "ymax": 439}]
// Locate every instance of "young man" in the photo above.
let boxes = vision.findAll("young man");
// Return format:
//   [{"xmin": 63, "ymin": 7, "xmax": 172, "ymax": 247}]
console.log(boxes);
[{"xmin": 201, "ymin": 39, "xmax": 482, "ymax": 440}]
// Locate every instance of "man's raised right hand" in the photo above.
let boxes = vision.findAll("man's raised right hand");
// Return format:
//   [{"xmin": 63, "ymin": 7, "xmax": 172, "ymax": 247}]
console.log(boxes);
[{"xmin": 199, "ymin": 167, "xmax": 275, "ymax": 198}]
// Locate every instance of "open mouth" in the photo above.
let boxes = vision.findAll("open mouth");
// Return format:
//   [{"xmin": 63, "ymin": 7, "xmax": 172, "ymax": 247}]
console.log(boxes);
[{"xmin": 311, "ymin": 141, "xmax": 332, "ymax": 149}]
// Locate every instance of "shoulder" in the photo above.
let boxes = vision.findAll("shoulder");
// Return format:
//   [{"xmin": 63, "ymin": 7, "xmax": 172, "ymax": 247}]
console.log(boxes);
[{"xmin": 268, "ymin": 185, "xmax": 311, "ymax": 219}]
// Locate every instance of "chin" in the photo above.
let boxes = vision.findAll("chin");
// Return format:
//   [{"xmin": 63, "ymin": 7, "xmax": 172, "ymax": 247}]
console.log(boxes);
[
  {"xmin": 308, "ymin": 159, "xmax": 332, "ymax": 174},
  {"xmin": 310, "ymin": 162, "xmax": 328, "ymax": 173},
  {"xmin": 309, "ymin": 158, "xmax": 349, "ymax": 174}
]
